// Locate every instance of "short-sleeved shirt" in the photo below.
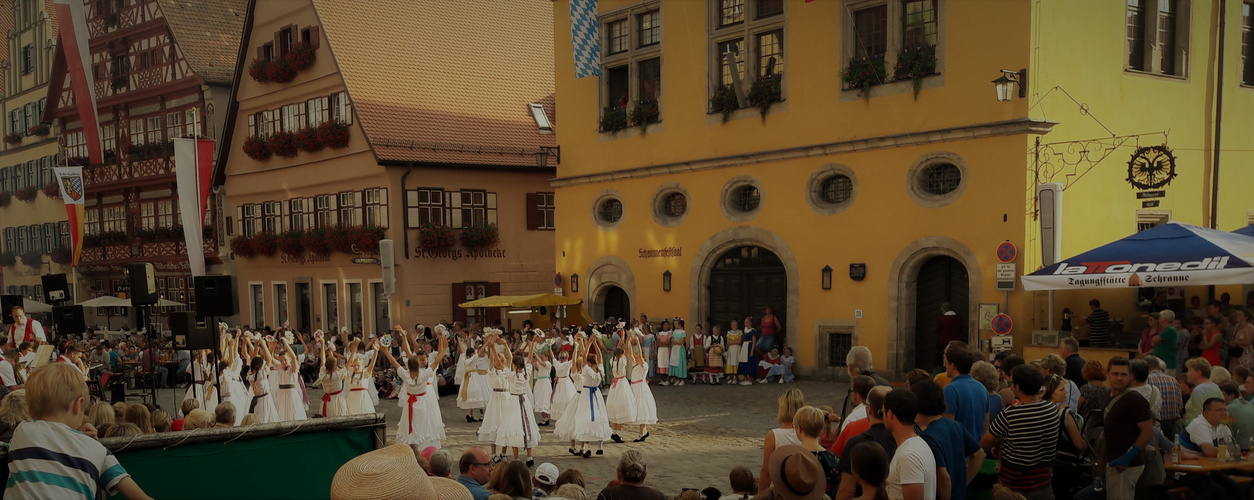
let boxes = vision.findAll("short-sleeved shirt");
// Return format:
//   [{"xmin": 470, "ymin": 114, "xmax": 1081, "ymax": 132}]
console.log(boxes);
[
  {"xmin": 1226, "ymin": 398, "xmax": 1254, "ymax": 449},
  {"xmin": 886, "ymin": 436, "xmax": 937, "ymax": 500},
  {"xmin": 1087, "ymin": 309, "xmax": 1112, "ymax": 345},
  {"xmin": 0, "ymin": 359, "xmax": 17, "ymax": 387},
  {"xmin": 831, "ymin": 418, "xmax": 870, "ymax": 456},
  {"xmin": 919, "ymin": 417, "xmax": 982, "ymax": 500},
  {"xmin": 6, "ymin": 420, "xmax": 131, "ymax": 499},
  {"xmin": 989, "ymin": 399, "xmax": 1059, "ymax": 490},
  {"xmin": 597, "ymin": 484, "xmax": 668, "ymax": 500},
  {"xmin": 1149, "ymin": 370, "xmax": 1183, "ymax": 421},
  {"xmin": 1104, "ymin": 389, "xmax": 1152, "ymax": 465},
  {"xmin": 1185, "ymin": 382, "xmax": 1223, "ymax": 423},
  {"xmin": 1181, "ymin": 416, "xmax": 1233, "ymax": 453},
  {"xmin": 944, "ymin": 374, "xmax": 988, "ymax": 441},
  {"xmin": 838, "ymin": 423, "xmax": 898, "ymax": 476},
  {"xmin": 1153, "ymin": 326, "xmax": 1179, "ymax": 369}
]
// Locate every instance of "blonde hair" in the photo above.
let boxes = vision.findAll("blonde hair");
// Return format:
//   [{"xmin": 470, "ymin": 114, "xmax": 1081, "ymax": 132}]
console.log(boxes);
[
  {"xmin": 553, "ymin": 484, "xmax": 589, "ymax": 500},
  {"xmin": 151, "ymin": 409, "xmax": 173, "ymax": 432},
  {"xmin": 123, "ymin": 404, "xmax": 154, "ymax": 434},
  {"xmin": 214, "ymin": 401, "xmax": 236, "ymax": 426},
  {"xmin": 777, "ymin": 388, "xmax": 806, "ymax": 425},
  {"xmin": 25, "ymin": 363, "xmax": 89, "ymax": 418},
  {"xmin": 104, "ymin": 422, "xmax": 141, "ymax": 438},
  {"xmin": 1186, "ymin": 357, "xmax": 1213, "ymax": 378},
  {"xmin": 793, "ymin": 406, "xmax": 826, "ymax": 439},
  {"xmin": 87, "ymin": 401, "xmax": 115, "ymax": 428},
  {"xmin": 179, "ymin": 398, "xmax": 200, "ymax": 417},
  {"xmin": 1212, "ymin": 367, "xmax": 1233, "ymax": 385},
  {"xmin": 1041, "ymin": 354, "xmax": 1066, "ymax": 376},
  {"xmin": 0, "ymin": 390, "xmax": 31, "ymax": 425},
  {"xmin": 184, "ymin": 409, "xmax": 215, "ymax": 430},
  {"xmin": 112, "ymin": 401, "xmax": 127, "ymax": 418},
  {"xmin": 240, "ymin": 413, "xmax": 259, "ymax": 426}
]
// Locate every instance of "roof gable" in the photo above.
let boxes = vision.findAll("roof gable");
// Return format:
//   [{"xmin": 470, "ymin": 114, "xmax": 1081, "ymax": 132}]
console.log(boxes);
[{"xmin": 155, "ymin": 0, "xmax": 248, "ymax": 86}]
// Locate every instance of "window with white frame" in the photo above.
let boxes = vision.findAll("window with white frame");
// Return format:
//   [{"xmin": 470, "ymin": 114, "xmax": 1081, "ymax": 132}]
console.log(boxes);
[
  {"xmin": 338, "ymin": 192, "xmax": 362, "ymax": 226},
  {"xmin": 406, "ymin": 188, "xmax": 444, "ymax": 227},
  {"xmin": 282, "ymin": 103, "xmax": 306, "ymax": 132},
  {"xmin": 165, "ymin": 112, "xmax": 182, "ymax": 139},
  {"xmin": 240, "ymin": 203, "xmax": 261, "ymax": 237},
  {"xmin": 262, "ymin": 201, "xmax": 281, "ymax": 233},
  {"xmin": 146, "ymin": 116, "xmax": 163, "ymax": 144},
  {"xmin": 102, "ymin": 205, "xmax": 125, "ymax": 233},
  {"xmin": 308, "ymin": 96, "xmax": 329, "ymax": 126},
  {"xmin": 709, "ymin": 0, "xmax": 784, "ymax": 106},
  {"xmin": 158, "ymin": 200, "xmax": 177, "ymax": 228},
  {"xmin": 314, "ymin": 194, "xmax": 336, "ymax": 228},
  {"xmin": 288, "ymin": 198, "xmax": 313, "ymax": 231},
  {"xmin": 59, "ymin": 221, "xmax": 69, "ymax": 247},
  {"xmin": 185, "ymin": 109, "xmax": 198, "ymax": 137},
  {"xmin": 42, "ymin": 223, "xmax": 57, "ymax": 251},
  {"xmin": 85, "ymin": 209, "xmax": 101, "ymax": 236},
  {"xmin": 1126, "ymin": 0, "xmax": 1190, "ymax": 76},
  {"xmin": 537, "ymin": 192, "xmax": 555, "ymax": 230},
  {"xmin": 330, "ymin": 92, "xmax": 353, "ymax": 124},
  {"xmin": 129, "ymin": 119, "xmax": 146, "ymax": 146},
  {"xmin": 601, "ymin": 3, "xmax": 662, "ymax": 124},
  {"xmin": 66, "ymin": 131, "xmax": 88, "ymax": 158},
  {"xmin": 451, "ymin": 190, "xmax": 496, "ymax": 228},
  {"xmin": 140, "ymin": 202, "xmax": 157, "ymax": 230},
  {"xmin": 364, "ymin": 188, "xmax": 387, "ymax": 227},
  {"xmin": 101, "ymin": 124, "xmax": 116, "ymax": 154}
]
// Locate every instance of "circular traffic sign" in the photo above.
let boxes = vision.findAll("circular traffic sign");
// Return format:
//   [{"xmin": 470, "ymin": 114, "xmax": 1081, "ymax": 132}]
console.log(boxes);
[
  {"xmin": 554, "ymin": 273, "xmax": 563, "ymax": 287},
  {"xmin": 991, "ymin": 313, "xmax": 1013, "ymax": 335},
  {"xmin": 996, "ymin": 241, "xmax": 1017, "ymax": 263}
]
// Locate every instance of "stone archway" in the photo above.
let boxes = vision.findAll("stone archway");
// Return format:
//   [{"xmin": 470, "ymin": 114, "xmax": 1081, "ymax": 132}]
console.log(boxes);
[
  {"xmin": 886, "ymin": 237, "xmax": 982, "ymax": 377},
  {"xmin": 585, "ymin": 255, "xmax": 636, "ymax": 324},
  {"xmin": 690, "ymin": 226, "xmax": 800, "ymax": 364}
]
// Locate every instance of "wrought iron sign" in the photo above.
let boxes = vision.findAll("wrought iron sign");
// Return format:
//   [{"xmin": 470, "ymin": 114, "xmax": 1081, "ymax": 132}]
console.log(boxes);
[{"xmin": 1125, "ymin": 145, "xmax": 1177, "ymax": 190}]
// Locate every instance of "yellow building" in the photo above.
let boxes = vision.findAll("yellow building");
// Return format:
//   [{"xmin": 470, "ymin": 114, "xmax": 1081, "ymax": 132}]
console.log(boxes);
[
  {"xmin": 552, "ymin": 0, "xmax": 1254, "ymax": 377},
  {"xmin": 0, "ymin": 0, "xmax": 68, "ymax": 303}
]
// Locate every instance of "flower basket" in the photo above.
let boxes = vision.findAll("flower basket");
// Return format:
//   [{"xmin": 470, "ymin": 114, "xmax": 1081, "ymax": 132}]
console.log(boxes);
[
  {"xmin": 270, "ymin": 131, "xmax": 298, "ymax": 158},
  {"xmin": 0, "ymin": 191, "xmax": 10, "ymax": 208},
  {"xmin": 67, "ymin": 156, "xmax": 90, "ymax": 166},
  {"xmin": 317, "ymin": 121, "xmax": 350, "ymax": 149},
  {"xmin": 27, "ymin": 124, "xmax": 50, "ymax": 136},
  {"xmin": 98, "ymin": 231, "xmax": 128, "ymax": 246},
  {"xmin": 287, "ymin": 42, "xmax": 317, "ymax": 71},
  {"xmin": 248, "ymin": 58, "xmax": 272, "ymax": 83},
  {"xmin": 243, "ymin": 136, "xmax": 271, "ymax": 161},
  {"xmin": 598, "ymin": 106, "xmax": 628, "ymax": 134},
  {"xmin": 295, "ymin": 127, "xmax": 323, "ymax": 153},
  {"xmin": 460, "ymin": 223, "xmax": 499, "ymax": 249},
  {"xmin": 158, "ymin": 226, "xmax": 183, "ymax": 241},
  {"xmin": 302, "ymin": 227, "xmax": 334, "ymax": 255},
  {"xmin": 0, "ymin": 252, "xmax": 14, "ymax": 267},
  {"xmin": 50, "ymin": 246, "xmax": 72, "ymax": 265},
  {"xmin": 418, "ymin": 223, "xmax": 455, "ymax": 251},
  {"xmin": 893, "ymin": 45, "xmax": 937, "ymax": 99},
  {"xmin": 3, "ymin": 133, "xmax": 22, "ymax": 145},
  {"xmin": 230, "ymin": 236, "xmax": 255, "ymax": 258},
  {"xmin": 42, "ymin": 181, "xmax": 60, "ymax": 199},
  {"xmin": 329, "ymin": 226, "xmax": 355, "ymax": 254},
  {"xmin": 266, "ymin": 61, "xmax": 297, "ymax": 84},
  {"xmin": 747, "ymin": 74, "xmax": 782, "ymax": 119},
  {"xmin": 629, "ymin": 100, "xmax": 660, "ymax": 133},
  {"xmin": 350, "ymin": 225, "xmax": 385, "ymax": 254},
  {"xmin": 15, "ymin": 186, "xmax": 38, "ymax": 202},
  {"xmin": 250, "ymin": 232, "xmax": 278, "ymax": 256},
  {"xmin": 709, "ymin": 84, "xmax": 740, "ymax": 122},
  {"xmin": 842, "ymin": 55, "xmax": 887, "ymax": 101},
  {"xmin": 19, "ymin": 250, "xmax": 42, "ymax": 268},
  {"xmin": 278, "ymin": 230, "xmax": 305, "ymax": 256}
]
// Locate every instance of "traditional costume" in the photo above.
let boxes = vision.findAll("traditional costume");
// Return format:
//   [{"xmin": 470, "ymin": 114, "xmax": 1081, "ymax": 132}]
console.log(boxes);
[
  {"xmin": 273, "ymin": 363, "xmax": 304, "ymax": 421},
  {"xmin": 477, "ymin": 368, "xmax": 510, "ymax": 444},
  {"xmin": 629, "ymin": 362, "xmax": 658, "ymax": 426},
  {"xmin": 567, "ymin": 364, "xmax": 612, "ymax": 444},
  {"xmin": 605, "ymin": 356, "xmax": 637, "ymax": 424},
  {"xmin": 457, "ymin": 354, "xmax": 490, "ymax": 411},
  {"xmin": 495, "ymin": 370, "xmax": 541, "ymax": 451},
  {"xmin": 397, "ymin": 367, "xmax": 445, "ymax": 449},
  {"xmin": 531, "ymin": 358, "xmax": 553, "ymax": 417},
  {"xmin": 550, "ymin": 359, "xmax": 576, "ymax": 420},
  {"xmin": 317, "ymin": 364, "xmax": 349, "ymax": 418}
]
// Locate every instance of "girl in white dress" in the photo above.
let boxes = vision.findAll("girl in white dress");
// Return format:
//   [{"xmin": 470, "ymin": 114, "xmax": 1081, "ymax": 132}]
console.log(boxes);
[
  {"xmin": 245, "ymin": 337, "xmax": 279, "ymax": 424},
  {"xmin": 654, "ymin": 320, "xmax": 673, "ymax": 385},
  {"xmin": 550, "ymin": 351, "xmax": 576, "ymax": 422},
  {"xmin": 554, "ymin": 337, "xmax": 586, "ymax": 455},
  {"xmin": 606, "ymin": 348, "xmax": 637, "ymax": 443},
  {"xmin": 458, "ymin": 344, "xmax": 491, "ymax": 421},
  {"xmin": 181, "ymin": 350, "xmax": 218, "ymax": 416},
  {"xmin": 316, "ymin": 335, "xmax": 349, "ymax": 417},
  {"xmin": 558, "ymin": 338, "xmax": 612, "ymax": 458},
  {"xmin": 220, "ymin": 331, "xmax": 250, "ymax": 426},
  {"xmin": 477, "ymin": 335, "xmax": 512, "ymax": 461},
  {"xmin": 627, "ymin": 331, "xmax": 657, "ymax": 441},
  {"xmin": 344, "ymin": 340, "xmax": 379, "ymax": 415},
  {"xmin": 530, "ymin": 349, "xmax": 554, "ymax": 426},
  {"xmin": 383, "ymin": 334, "xmax": 448, "ymax": 449},
  {"xmin": 496, "ymin": 344, "xmax": 542, "ymax": 467},
  {"xmin": 271, "ymin": 338, "xmax": 304, "ymax": 422}
]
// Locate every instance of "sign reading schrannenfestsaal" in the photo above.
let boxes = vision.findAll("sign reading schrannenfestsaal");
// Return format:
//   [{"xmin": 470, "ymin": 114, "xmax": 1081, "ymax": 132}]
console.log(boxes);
[{"xmin": 638, "ymin": 247, "xmax": 682, "ymax": 259}]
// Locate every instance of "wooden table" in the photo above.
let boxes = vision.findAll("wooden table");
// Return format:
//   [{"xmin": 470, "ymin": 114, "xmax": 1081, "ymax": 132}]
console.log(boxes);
[{"xmin": 1167, "ymin": 456, "xmax": 1254, "ymax": 472}]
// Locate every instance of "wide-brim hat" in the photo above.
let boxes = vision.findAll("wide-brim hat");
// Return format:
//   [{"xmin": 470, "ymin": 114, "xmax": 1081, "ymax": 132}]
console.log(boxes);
[
  {"xmin": 766, "ymin": 445, "xmax": 826, "ymax": 500},
  {"xmin": 331, "ymin": 444, "xmax": 435, "ymax": 499},
  {"xmin": 430, "ymin": 476, "xmax": 474, "ymax": 500}
]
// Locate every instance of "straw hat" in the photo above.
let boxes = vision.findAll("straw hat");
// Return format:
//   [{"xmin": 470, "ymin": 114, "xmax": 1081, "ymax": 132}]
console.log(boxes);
[
  {"xmin": 430, "ymin": 476, "xmax": 474, "ymax": 500},
  {"xmin": 766, "ymin": 445, "xmax": 826, "ymax": 500},
  {"xmin": 330, "ymin": 444, "xmax": 435, "ymax": 500}
]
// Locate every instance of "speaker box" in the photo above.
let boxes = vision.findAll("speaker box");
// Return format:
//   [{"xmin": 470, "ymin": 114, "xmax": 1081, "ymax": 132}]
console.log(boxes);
[
  {"xmin": 126, "ymin": 262, "xmax": 159, "ymax": 306},
  {"xmin": 51, "ymin": 305, "xmax": 86, "ymax": 336},
  {"xmin": 41, "ymin": 274, "xmax": 70, "ymax": 304},
  {"xmin": 194, "ymin": 275, "xmax": 238, "ymax": 317},
  {"xmin": 169, "ymin": 311, "xmax": 215, "ymax": 350},
  {"xmin": 0, "ymin": 295, "xmax": 21, "ymax": 325}
]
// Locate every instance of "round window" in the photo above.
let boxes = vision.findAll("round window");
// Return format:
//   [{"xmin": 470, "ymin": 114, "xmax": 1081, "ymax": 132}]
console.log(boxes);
[
  {"xmin": 597, "ymin": 198, "xmax": 623, "ymax": 224},
  {"xmin": 817, "ymin": 174, "xmax": 853, "ymax": 205},
  {"xmin": 661, "ymin": 192, "xmax": 687, "ymax": 218},
  {"xmin": 730, "ymin": 185, "xmax": 760, "ymax": 213},
  {"xmin": 918, "ymin": 163, "xmax": 962, "ymax": 196}
]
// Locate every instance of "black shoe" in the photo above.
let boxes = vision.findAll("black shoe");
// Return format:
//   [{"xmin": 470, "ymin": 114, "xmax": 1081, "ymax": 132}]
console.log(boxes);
[
  {"xmin": 466, "ymin": 415, "xmax": 474, "ymax": 423},
  {"xmin": 611, "ymin": 433, "xmax": 623, "ymax": 443},
  {"xmin": 633, "ymin": 432, "xmax": 650, "ymax": 442},
  {"xmin": 595, "ymin": 449, "xmax": 604, "ymax": 456},
  {"xmin": 582, "ymin": 450, "xmax": 592, "ymax": 458},
  {"xmin": 569, "ymin": 447, "xmax": 578, "ymax": 456},
  {"xmin": 527, "ymin": 459, "xmax": 534, "ymax": 467}
]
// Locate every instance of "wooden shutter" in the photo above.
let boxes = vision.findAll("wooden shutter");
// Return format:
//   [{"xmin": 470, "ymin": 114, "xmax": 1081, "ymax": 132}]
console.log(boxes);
[
  {"xmin": 451, "ymin": 283, "xmax": 467, "ymax": 324},
  {"xmin": 525, "ymin": 193, "xmax": 540, "ymax": 230},
  {"xmin": 309, "ymin": 26, "xmax": 321, "ymax": 49},
  {"xmin": 486, "ymin": 282, "xmax": 502, "ymax": 325}
]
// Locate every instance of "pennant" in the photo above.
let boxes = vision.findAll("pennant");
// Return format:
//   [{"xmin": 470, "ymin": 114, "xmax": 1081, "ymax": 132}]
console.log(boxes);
[
  {"xmin": 570, "ymin": 0, "xmax": 601, "ymax": 78},
  {"xmin": 52, "ymin": 167, "xmax": 85, "ymax": 267},
  {"xmin": 175, "ymin": 138, "xmax": 215, "ymax": 277},
  {"xmin": 52, "ymin": 0, "xmax": 104, "ymax": 164}
]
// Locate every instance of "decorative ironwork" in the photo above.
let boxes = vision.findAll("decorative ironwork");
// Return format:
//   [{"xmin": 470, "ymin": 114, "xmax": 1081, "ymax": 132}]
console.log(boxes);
[
  {"xmin": 918, "ymin": 163, "xmax": 961, "ymax": 195},
  {"xmin": 1032, "ymin": 132, "xmax": 1169, "ymax": 189},
  {"xmin": 597, "ymin": 198, "xmax": 623, "ymax": 224},
  {"xmin": 661, "ymin": 192, "xmax": 686, "ymax": 217},
  {"xmin": 1126, "ymin": 144, "xmax": 1177, "ymax": 190},
  {"xmin": 730, "ymin": 185, "xmax": 760, "ymax": 213},
  {"xmin": 817, "ymin": 174, "xmax": 853, "ymax": 204}
]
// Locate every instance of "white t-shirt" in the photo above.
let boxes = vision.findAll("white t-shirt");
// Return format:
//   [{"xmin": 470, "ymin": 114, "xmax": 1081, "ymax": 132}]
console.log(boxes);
[
  {"xmin": 1186, "ymin": 415, "xmax": 1234, "ymax": 450},
  {"xmin": 0, "ymin": 359, "xmax": 17, "ymax": 387},
  {"xmin": 1131, "ymin": 383, "xmax": 1162, "ymax": 420},
  {"xmin": 887, "ymin": 436, "xmax": 937, "ymax": 500},
  {"xmin": 841, "ymin": 403, "xmax": 867, "ymax": 433}
]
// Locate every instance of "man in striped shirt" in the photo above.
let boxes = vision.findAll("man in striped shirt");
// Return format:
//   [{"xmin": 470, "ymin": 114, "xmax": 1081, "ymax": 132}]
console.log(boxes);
[
  {"xmin": 6, "ymin": 363, "xmax": 151, "ymax": 500},
  {"xmin": 982, "ymin": 364, "xmax": 1058, "ymax": 500},
  {"xmin": 1080, "ymin": 299, "xmax": 1111, "ymax": 347}
]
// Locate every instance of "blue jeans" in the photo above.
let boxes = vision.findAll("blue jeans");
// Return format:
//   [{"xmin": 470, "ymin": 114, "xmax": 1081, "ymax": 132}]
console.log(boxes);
[
  {"xmin": 154, "ymin": 365, "xmax": 169, "ymax": 387},
  {"xmin": 765, "ymin": 364, "xmax": 794, "ymax": 383}
]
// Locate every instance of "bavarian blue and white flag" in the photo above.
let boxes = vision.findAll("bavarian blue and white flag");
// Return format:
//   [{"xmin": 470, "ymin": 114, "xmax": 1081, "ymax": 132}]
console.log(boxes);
[{"xmin": 570, "ymin": 0, "xmax": 602, "ymax": 78}]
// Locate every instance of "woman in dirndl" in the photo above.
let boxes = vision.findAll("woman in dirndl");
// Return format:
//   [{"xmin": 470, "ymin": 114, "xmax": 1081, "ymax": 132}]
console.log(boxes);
[
  {"xmin": 627, "ymin": 330, "xmax": 657, "ymax": 441},
  {"xmin": 739, "ymin": 317, "xmax": 761, "ymax": 386},
  {"xmin": 654, "ymin": 320, "xmax": 673, "ymax": 385},
  {"xmin": 606, "ymin": 347, "xmax": 637, "ymax": 443},
  {"xmin": 668, "ymin": 319, "xmax": 689, "ymax": 385},
  {"xmin": 689, "ymin": 324, "xmax": 708, "ymax": 384},
  {"xmin": 724, "ymin": 322, "xmax": 743, "ymax": 385},
  {"xmin": 382, "ymin": 335, "xmax": 447, "ymax": 449}
]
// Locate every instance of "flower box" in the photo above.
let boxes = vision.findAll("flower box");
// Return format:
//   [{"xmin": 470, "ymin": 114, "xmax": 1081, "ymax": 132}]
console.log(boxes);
[
  {"xmin": 27, "ymin": 124, "xmax": 50, "ymax": 136},
  {"xmin": 50, "ymin": 246, "xmax": 72, "ymax": 265},
  {"xmin": 250, "ymin": 232, "xmax": 278, "ymax": 256},
  {"xmin": 19, "ymin": 250, "xmax": 42, "ymax": 267},
  {"xmin": 460, "ymin": 223, "xmax": 499, "ymax": 249},
  {"xmin": 270, "ymin": 131, "xmax": 298, "ymax": 158},
  {"xmin": 15, "ymin": 186, "xmax": 38, "ymax": 202},
  {"xmin": 842, "ymin": 55, "xmax": 887, "ymax": 100},
  {"xmin": 0, "ymin": 251, "xmax": 14, "ymax": 267},
  {"xmin": 598, "ymin": 106, "xmax": 628, "ymax": 133},
  {"xmin": 42, "ymin": 181, "xmax": 60, "ymax": 199},
  {"xmin": 248, "ymin": 42, "xmax": 316, "ymax": 84},
  {"xmin": 287, "ymin": 42, "xmax": 317, "ymax": 71},
  {"xmin": 709, "ymin": 84, "xmax": 740, "ymax": 122},
  {"xmin": 747, "ymin": 74, "xmax": 782, "ymax": 119},
  {"xmin": 230, "ymin": 236, "xmax": 255, "ymax": 257},
  {"xmin": 317, "ymin": 121, "xmax": 350, "ymax": 149},
  {"xmin": 629, "ymin": 100, "xmax": 660, "ymax": 133},
  {"xmin": 243, "ymin": 136, "xmax": 271, "ymax": 160},
  {"xmin": 279, "ymin": 230, "xmax": 305, "ymax": 256},
  {"xmin": 894, "ymin": 45, "xmax": 937, "ymax": 99},
  {"xmin": 302, "ymin": 227, "xmax": 334, "ymax": 255},
  {"xmin": 3, "ymin": 133, "xmax": 22, "ymax": 145},
  {"xmin": 295, "ymin": 128, "xmax": 323, "ymax": 153},
  {"xmin": 97, "ymin": 231, "xmax": 128, "ymax": 246},
  {"xmin": 418, "ymin": 224, "xmax": 455, "ymax": 251}
]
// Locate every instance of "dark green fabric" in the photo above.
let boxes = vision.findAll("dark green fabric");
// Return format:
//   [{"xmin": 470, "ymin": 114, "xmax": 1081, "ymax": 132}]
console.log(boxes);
[{"xmin": 107, "ymin": 426, "xmax": 375, "ymax": 499}]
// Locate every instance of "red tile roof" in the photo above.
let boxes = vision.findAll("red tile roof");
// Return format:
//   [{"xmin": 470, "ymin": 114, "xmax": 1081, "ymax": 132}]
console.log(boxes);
[
  {"xmin": 311, "ymin": 0, "xmax": 556, "ymax": 167},
  {"xmin": 157, "ymin": 0, "xmax": 248, "ymax": 86}
]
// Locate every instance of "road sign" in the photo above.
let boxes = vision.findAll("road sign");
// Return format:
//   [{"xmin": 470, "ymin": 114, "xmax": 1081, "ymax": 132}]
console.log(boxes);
[
  {"xmin": 991, "ymin": 313, "xmax": 1013, "ymax": 335},
  {"xmin": 554, "ymin": 287, "xmax": 563, "ymax": 294},
  {"xmin": 996, "ymin": 263, "xmax": 1016, "ymax": 280},
  {"xmin": 554, "ymin": 273, "xmax": 563, "ymax": 287},
  {"xmin": 996, "ymin": 241, "xmax": 1017, "ymax": 263}
]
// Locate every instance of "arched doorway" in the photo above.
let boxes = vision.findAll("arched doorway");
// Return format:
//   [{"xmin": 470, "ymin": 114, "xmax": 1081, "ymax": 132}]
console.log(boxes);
[
  {"xmin": 601, "ymin": 286, "xmax": 630, "ymax": 322},
  {"xmin": 708, "ymin": 246, "xmax": 787, "ymax": 346},
  {"xmin": 914, "ymin": 255, "xmax": 970, "ymax": 371}
]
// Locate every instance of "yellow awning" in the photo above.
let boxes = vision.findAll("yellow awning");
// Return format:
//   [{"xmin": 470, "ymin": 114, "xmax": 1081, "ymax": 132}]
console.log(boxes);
[{"xmin": 458, "ymin": 293, "xmax": 583, "ymax": 309}]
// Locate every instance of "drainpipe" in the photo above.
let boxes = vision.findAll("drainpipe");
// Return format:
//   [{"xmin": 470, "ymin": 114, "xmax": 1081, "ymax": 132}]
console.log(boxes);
[
  {"xmin": 400, "ymin": 163, "xmax": 413, "ymax": 259},
  {"xmin": 1209, "ymin": 0, "xmax": 1227, "ymax": 302}
]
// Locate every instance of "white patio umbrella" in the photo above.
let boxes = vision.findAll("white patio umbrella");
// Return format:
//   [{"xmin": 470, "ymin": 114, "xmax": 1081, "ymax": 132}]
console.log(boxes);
[
  {"xmin": 75, "ymin": 296, "xmax": 130, "ymax": 308},
  {"xmin": 21, "ymin": 298, "xmax": 52, "ymax": 313}
]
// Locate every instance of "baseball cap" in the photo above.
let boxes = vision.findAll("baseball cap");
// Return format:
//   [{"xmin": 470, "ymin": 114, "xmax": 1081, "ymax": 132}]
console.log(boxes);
[{"xmin": 534, "ymin": 463, "xmax": 559, "ymax": 485}]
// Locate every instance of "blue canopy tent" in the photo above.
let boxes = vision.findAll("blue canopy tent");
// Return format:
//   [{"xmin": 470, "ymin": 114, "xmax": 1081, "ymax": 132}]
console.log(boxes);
[
  {"xmin": 1235, "ymin": 224, "xmax": 1254, "ymax": 238},
  {"xmin": 1022, "ymin": 222, "xmax": 1254, "ymax": 291}
]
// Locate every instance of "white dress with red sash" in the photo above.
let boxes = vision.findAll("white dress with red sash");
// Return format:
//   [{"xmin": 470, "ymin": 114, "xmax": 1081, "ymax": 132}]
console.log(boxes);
[{"xmin": 395, "ymin": 368, "xmax": 444, "ymax": 448}]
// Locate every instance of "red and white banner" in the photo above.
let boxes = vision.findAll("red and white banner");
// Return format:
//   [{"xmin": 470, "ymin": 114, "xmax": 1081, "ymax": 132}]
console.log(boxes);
[
  {"xmin": 52, "ymin": 0, "xmax": 104, "ymax": 164},
  {"xmin": 52, "ymin": 166, "xmax": 85, "ymax": 267},
  {"xmin": 174, "ymin": 138, "xmax": 215, "ymax": 277}
]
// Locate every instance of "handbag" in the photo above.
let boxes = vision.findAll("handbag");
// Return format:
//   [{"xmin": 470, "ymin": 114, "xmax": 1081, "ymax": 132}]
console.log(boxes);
[{"xmin": 1230, "ymin": 346, "xmax": 1245, "ymax": 359}]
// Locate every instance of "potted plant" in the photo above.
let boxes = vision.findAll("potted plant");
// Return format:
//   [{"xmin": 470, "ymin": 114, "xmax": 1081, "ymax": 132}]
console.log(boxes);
[
  {"xmin": 230, "ymin": 235, "xmax": 255, "ymax": 258},
  {"xmin": 317, "ymin": 121, "xmax": 350, "ymax": 149},
  {"xmin": 709, "ymin": 84, "xmax": 740, "ymax": 122},
  {"xmin": 99, "ymin": 230, "xmax": 128, "ymax": 246},
  {"xmin": 629, "ymin": 99, "xmax": 660, "ymax": 133},
  {"xmin": 0, "ymin": 251, "xmax": 14, "ymax": 267},
  {"xmin": 0, "ymin": 191, "xmax": 10, "ymax": 208},
  {"xmin": 19, "ymin": 250, "xmax": 42, "ymax": 268},
  {"xmin": 42, "ymin": 181, "xmax": 60, "ymax": 199},
  {"xmin": 266, "ymin": 60, "xmax": 297, "ymax": 84},
  {"xmin": 302, "ymin": 227, "xmax": 334, "ymax": 255},
  {"xmin": 15, "ymin": 186, "xmax": 38, "ymax": 202},
  {"xmin": 460, "ymin": 222, "xmax": 499, "ymax": 249},
  {"xmin": 27, "ymin": 124, "xmax": 50, "ymax": 136},
  {"xmin": 279, "ymin": 230, "xmax": 305, "ymax": 256},
  {"xmin": 351, "ymin": 225, "xmax": 386, "ymax": 253},
  {"xmin": 842, "ymin": 55, "xmax": 887, "ymax": 101},
  {"xmin": 747, "ymin": 74, "xmax": 782, "ymax": 120},
  {"xmin": 598, "ymin": 105, "xmax": 628, "ymax": 134},
  {"xmin": 50, "ymin": 246, "xmax": 72, "ymax": 265},
  {"xmin": 250, "ymin": 232, "xmax": 278, "ymax": 256},
  {"xmin": 295, "ymin": 127, "xmax": 322, "ymax": 152},
  {"xmin": 894, "ymin": 45, "xmax": 937, "ymax": 99},
  {"xmin": 287, "ymin": 42, "xmax": 317, "ymax": 71},
  {"xmin": 243, "ymin": 136, "xmax": 271, "ymax": 160},
  {"xmin": 248, "ymin": 58, "xmax": 273, "ymax": 83},
  {"xmin": 3, "ymin": 133, "xmax": 22, "ymax": 145},
  {"xmin": 270, "ymin": 131, "xmax": 298, "ymax": 158},
  {"xmin": 418, "ymin": 223, "xmax": 455, "ymax": 251}
]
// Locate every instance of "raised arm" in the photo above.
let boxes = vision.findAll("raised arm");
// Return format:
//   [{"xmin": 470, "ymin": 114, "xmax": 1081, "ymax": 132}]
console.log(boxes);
[
  {"xmin": 380, "ymin": 344, "xmax": 402, "ymax": 371},
  {"xmin": 430, "ymin": 336, "xmax": 449, "ymax": 369}
]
